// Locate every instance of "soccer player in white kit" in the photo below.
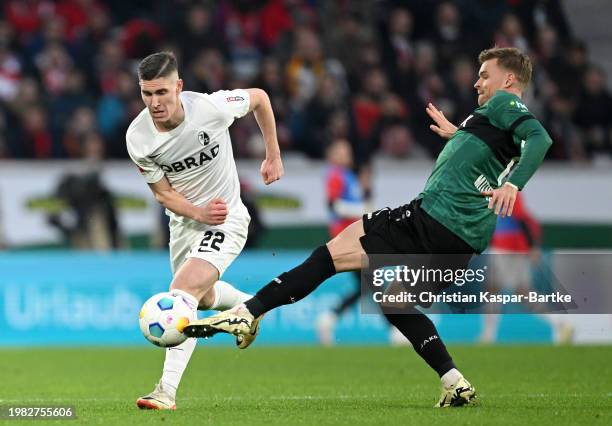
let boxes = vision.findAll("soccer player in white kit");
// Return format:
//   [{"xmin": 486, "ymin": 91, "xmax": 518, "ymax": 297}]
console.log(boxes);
[{"xmin": 126, "ymin": 52, "xmax": 283, "ymax": 410}]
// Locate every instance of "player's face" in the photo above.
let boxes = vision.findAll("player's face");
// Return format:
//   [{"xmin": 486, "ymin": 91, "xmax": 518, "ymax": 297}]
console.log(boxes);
[
  {"xmin": 328, "ymin": 140, "xmax": 353, "ymax": 168},
  {"xmin": 140, "ymin": 74, "xmax": 183, "ymax": 124},
  {"xmin": 474, "ymin": 59, "xmax": 512, "ymax": 106}
]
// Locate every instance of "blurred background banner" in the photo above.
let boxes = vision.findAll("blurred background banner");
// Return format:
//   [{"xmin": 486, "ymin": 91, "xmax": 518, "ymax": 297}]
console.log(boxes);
[
  {"xmin": 1, "ymin": 251, "xmax": 610, "ymax": 346},
  {"xmin": 1, "ymin": 160, "xmax": 612, "ymax": 247}
]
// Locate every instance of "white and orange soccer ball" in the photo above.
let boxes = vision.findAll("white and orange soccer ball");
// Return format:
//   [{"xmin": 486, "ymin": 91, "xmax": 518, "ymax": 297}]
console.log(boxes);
[{"xmin": 139, "ymin": 292, "xmax": 195, "ymax": 347}]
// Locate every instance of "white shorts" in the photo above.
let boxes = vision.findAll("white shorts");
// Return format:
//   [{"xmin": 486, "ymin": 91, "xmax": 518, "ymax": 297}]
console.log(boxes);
[
  {"xmin": 488, "ymin": 250, "xmax": 532, "ymax": 290},
  {"xmin": 168, "ymin": 206, "xmax": 250, "ymax": 277}
]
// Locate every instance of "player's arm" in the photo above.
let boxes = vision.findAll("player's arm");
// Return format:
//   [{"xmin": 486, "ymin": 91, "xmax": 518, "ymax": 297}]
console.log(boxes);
[
  {"xmin": 245, "ymin": 88, "xmax": 284, "ymax": 185},
  {"xmin": 487, "ymin": 120, "xmax": 552, "ymax": 216},
  {"xmin": 482, "ymin": 95, "xmax": 553, "ymax": 217},
  {"xmin": 506, "ymin": 119, "xmax": 552, "ymax": 189},
  {"xmin": 148, "ymin": 176, "xmax": 228, "ymax": 225}
]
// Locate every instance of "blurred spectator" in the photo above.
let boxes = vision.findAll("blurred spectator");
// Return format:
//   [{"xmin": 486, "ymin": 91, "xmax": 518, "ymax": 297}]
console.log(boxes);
[
  {"xmin": 34, "ymin": 43, "xmax": 73, "ymax": 95},
  {"xmin": 510, "ymin": 0, "xmax": 572, "ymax": 45},
  {"xmin": 54, "ymin": 0, "xmax": 105, "ymax": 41},
  {"xmin": 574, "ymin": 66, "xmax": 612, "ymax": 158},
  {"xmin": 48, "ymin": 171, "xmax": 121, "ymax": 250},
  {"xmin": 172, "ymin": 3, "xmax": 224, "ymax": 65},
  {"xmin": 17, "ymin": 105, "xmax": 53, "ymax": 158},
  {"xmin": 430, "ymin": 1, "xmax": 478, "ymax": 75},
  {"xmin": 447, "ymin": 57, "xmax": 478, "ymax": 123},
  {"xmin": 4, "ymin": 0, "xmax": 54, "ymax": 43},
  {"xmin": 352, "ymin": 68, "xmax": 388, "ymax": 140},
  {"xmin": 327, "ymin": 12, "xmax": 374, "ymax": 86},
  {"xmin": 0, "ymin": 0, "xmax": 604, "ymax": 164},
  {"xmin": 0, "ymin": 45, "xmax": 21, "ymax": 102},
  {"xmin": 370, "ymin": 93, "xmax": 420, "ymax": 158},
  {"xmin": 120, "ymin": 18, "xmax": 162, "ymax": 59},
  {"xmin": 252, "ymin": 56, "xmax": 290, "ymax": 149},
  {"xmin": 286, "ymin": 27, "xmax": 328, "ymax": 108},
  {"xmin": 183, "ymin": 49, "xmax": 227, "ymax": 94},
  {"xmin": 381, "ymin": 7, "xmax": 415, "ymax": 86},
  {"xmin": 218, "ymin": 0, "xmax": 265, "ymax": 83},
  {"xmin": 95, "ymin": 39, "xmax": 126, "ymax": 95},
  {"xmin": 299, "ymin": 74, "xmax": 347, "ymax": 159},
  {"xmin": 495, "ymin": 13, "xmax": 529, "ymax": 52},
  {"xmin": 62, "ymin": 106, "xmax": 97, "ymax": 157},
  {"xmin": 542, "ymin": 94, "xmax": 583, "ymax": 161}
]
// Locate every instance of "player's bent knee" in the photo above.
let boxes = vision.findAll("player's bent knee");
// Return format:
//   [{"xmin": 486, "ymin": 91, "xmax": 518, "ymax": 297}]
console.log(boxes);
[{"xmin": 327, "ymin": 220, "xmax": 366, "ymax": 272}]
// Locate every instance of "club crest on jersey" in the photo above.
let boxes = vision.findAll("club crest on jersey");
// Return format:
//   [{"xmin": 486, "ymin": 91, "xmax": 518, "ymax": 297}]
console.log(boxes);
[{"xmin": 197, "ymin": 130, "xmax": 210, "ymax": 146}]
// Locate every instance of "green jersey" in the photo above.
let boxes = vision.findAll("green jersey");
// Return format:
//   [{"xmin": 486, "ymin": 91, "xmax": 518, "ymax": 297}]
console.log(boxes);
[{"xmin": 419, "ymin": 90, "xmax": 552, "ymax": 253}]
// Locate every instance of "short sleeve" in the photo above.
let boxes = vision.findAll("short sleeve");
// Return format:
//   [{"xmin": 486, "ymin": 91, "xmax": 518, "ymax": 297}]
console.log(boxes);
[
  {"xmin": 207, "ymin": 89, "xmax": 251, "ymax": 128},
  {"xmin": 126, "ymin": 137, "xmax": 164, "ymax": 184},
  {"xmin": 486, "ymin": 91, "xmax": 536, "ymax": 132}
]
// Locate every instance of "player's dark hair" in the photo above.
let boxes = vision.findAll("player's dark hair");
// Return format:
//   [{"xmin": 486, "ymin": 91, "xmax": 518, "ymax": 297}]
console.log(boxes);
[
  {"xmin": 478, "ymin": 47, "xmax": 532, "ymax": 89},
  {"xmin": 137, "ymin": 51, "xmax": 178, "ymax": 81}
]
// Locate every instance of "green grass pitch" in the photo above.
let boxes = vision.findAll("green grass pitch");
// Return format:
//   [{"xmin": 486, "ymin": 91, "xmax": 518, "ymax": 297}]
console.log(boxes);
[{"xmin": 2, "ymin": 345, "xmax": 611, "ymax": 425}]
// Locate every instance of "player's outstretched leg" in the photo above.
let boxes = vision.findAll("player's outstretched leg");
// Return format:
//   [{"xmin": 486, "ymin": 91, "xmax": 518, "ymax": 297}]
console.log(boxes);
[
  {"xmin": 183, "ymin": 244, "xmax": 336, "ymax": 337},
  {"xmin": 384, "ymin": 309, "xmax": 476, "ymax": 407},
  {"xmin": 184, "ymin": 221, "xmax": 366, "ymax": 339}
]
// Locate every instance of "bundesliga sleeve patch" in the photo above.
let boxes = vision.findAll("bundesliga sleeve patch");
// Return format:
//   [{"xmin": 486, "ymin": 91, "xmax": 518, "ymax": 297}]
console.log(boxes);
[{"xmin": 226, "ymin": 96, "xmax": 244, "ymax": 102}]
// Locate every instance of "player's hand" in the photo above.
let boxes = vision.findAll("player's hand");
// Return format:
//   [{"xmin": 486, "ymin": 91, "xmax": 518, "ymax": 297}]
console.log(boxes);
[
  {"xmin": 260, "ymin": 155, "xmax": 284, "ymax": 185},
  {"xmin": 197, "ymin": 198, "xmax": 228, "ymax": 225},
  {"xmin": 481, "ymin": 183, "xmax": 518, "ymax": 217},
  {"xmin": 426, "ymin": 103, "xmax": 458, "ymax": 139}
]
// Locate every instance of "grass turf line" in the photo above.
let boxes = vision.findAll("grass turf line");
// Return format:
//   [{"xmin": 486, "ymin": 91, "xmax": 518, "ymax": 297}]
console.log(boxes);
[{"xmin": 1, "ymin": 345, "xmax": 611, "ymax": 425}]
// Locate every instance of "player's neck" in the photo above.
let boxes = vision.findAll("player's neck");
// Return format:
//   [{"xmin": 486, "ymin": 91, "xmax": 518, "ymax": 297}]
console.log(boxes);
[
  {"xmin": 155, "ymin": 102, "xmax": 185, "ymax": 132},
  {"xmin": 499, "ymin": 87, "xmax": 522, "ymax": 99}
]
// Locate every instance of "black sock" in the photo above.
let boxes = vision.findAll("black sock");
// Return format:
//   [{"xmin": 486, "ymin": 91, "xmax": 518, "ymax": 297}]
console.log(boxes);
[
  {"xmin": 332, "ymin": 271, "xmax": 362, "ymax": 315},
  {"xmin": 333, "ymin": 289, "xmax": 361, "ymax": 315},
  {"xmin": 384, "ymin": 308, "xmax": 456, "ymax": 377},
  {"xmin": 245, "ymin": 245, "xmax": 336, "ymax": 317}
]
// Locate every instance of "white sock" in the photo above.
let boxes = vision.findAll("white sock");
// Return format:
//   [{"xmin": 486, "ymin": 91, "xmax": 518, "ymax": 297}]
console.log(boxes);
[
  {"xmin": 161, "ymin": 337, "xmax": 197, "ymax": 399},
  {"xmin": 480, "ymin": 314, "xmax": 500, "ymax": 343},
  {"xmin": 161, "ymin": 289, "xmax": 199, "ymax": 399},
  {"xmin": 209, "ymin": 281, "xmax": 251, "ymax": 311},
  {"xmin": 441, "ymin": 368, "xmax": 463, "ymax": 388}
]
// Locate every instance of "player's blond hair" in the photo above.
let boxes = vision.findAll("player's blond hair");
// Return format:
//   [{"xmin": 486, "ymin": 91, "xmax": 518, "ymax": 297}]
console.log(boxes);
[{"xmin": 478, "ymin": 47, "xmax": 532, "ymax": 89}]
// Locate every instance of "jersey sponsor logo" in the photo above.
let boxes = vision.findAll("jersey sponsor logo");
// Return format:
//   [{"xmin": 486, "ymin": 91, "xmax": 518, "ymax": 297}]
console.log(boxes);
[
  {"xmin": 474, "ymin": 174, "xmax": 493, "ymax": 194},
  {"xmin": 159, "ymin": 144, "xmax": 220, "ymax": 173},
  {"xmin": 226, "ymin": 96, "xmax": 244, "ymax": 102},
  {"xmin": 510, "ymin": 100, "xmax": 529, "ymax": 112},
  {"xmin": 197, "ymin": 130, "xmax": 210, "ymax": 146}
]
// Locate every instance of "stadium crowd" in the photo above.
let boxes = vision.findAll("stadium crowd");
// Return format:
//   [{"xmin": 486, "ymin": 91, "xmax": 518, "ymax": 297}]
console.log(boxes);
[{"xmin": 0, "ymin": 0, "xmax": 611, "ymax": 164}]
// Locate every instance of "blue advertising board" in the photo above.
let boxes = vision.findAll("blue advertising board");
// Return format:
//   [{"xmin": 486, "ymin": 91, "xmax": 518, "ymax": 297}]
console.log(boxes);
[{"xmin": 0, "ymin": 251, "xmax": 552, "ymax": 346}]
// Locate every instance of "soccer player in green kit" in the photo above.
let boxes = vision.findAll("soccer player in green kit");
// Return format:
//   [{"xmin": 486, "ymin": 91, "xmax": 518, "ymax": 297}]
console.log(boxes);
[{"xmin": 184, "ymin": 47, "xmax": 552, "ymax": 407}]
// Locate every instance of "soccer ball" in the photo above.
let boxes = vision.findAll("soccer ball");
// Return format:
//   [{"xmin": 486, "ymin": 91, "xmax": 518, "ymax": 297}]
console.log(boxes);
[{"xmin": 139, "ymin": 292, "xmax": 195, "ymax": 347}]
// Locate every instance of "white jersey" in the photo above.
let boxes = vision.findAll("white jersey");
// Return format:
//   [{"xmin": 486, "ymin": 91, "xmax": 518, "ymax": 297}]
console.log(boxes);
[{"xmin": 126, "ymin": 89, "xmax": 250, "ymax": 223}]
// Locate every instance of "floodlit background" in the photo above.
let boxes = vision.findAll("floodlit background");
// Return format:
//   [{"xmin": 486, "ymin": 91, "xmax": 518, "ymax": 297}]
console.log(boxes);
[{"xmin": 1, "ymin": 0, "xmax": 611, "ymax": 346}]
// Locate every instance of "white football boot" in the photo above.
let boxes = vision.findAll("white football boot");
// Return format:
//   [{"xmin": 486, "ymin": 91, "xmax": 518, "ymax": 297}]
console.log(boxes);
[
  {"xmin": 315, "ymin": 312, "xmax": 337, "ymax": 346},
  {"xmin": 136, "ymin": 382, "xmax": 176, "ymax": 410},
  {"xmin": 435, "ymin": 376, "xmax": 476, "ymax": 407}
]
